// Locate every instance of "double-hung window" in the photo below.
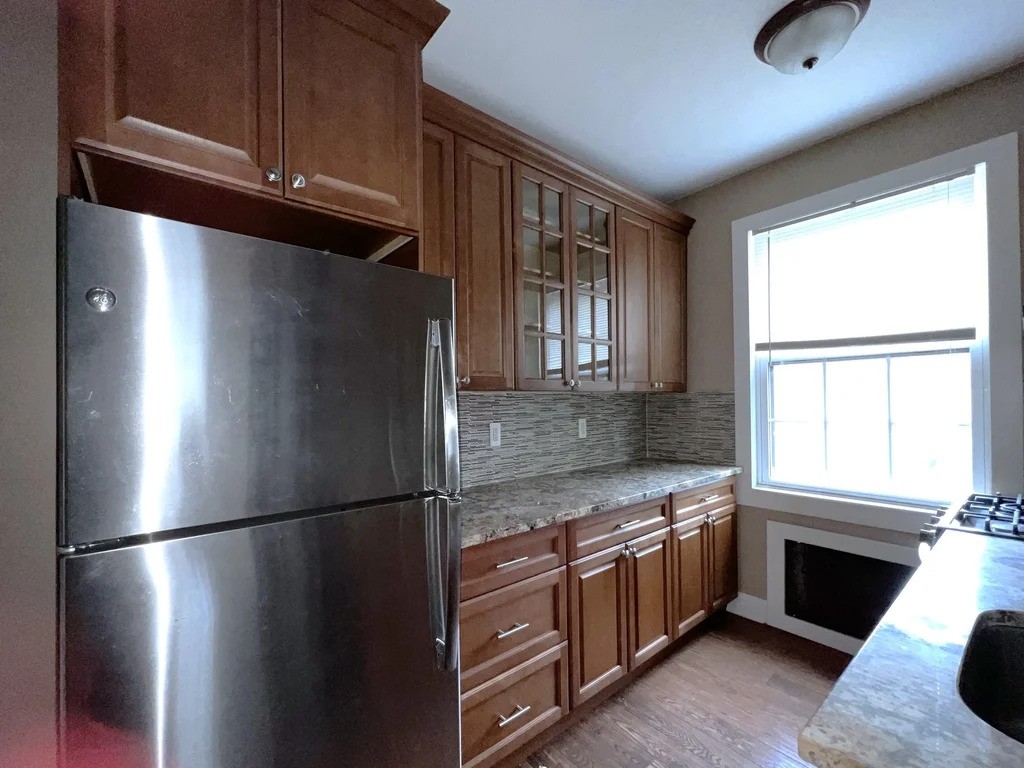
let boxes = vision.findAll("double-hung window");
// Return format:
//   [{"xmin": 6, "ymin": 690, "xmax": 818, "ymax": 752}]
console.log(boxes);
[{"xmin": 734, "ymin": 136, "xmax": 1023, "ymax": 525}]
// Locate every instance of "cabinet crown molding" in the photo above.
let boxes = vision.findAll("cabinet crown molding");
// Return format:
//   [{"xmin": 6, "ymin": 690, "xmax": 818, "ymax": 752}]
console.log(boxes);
[
  {"xmin": 352, "ymin": 0, "xmax": 450, "ymax": 45},
  {"xmin": 423, "ymin": 85, "xmax": 694, "ymax": 234}
]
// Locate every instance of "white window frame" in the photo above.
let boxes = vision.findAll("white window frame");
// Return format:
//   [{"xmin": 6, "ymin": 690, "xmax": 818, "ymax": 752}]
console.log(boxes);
[{"xmin": 732, "ymin": 134, "xmax": 1023, "ymax": 533}]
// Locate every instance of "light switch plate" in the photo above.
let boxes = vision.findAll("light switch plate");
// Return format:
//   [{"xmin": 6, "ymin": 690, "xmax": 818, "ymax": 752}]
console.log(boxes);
[
  {"xmin": 578, "ymin": 418, "xmax": 587, "ymax": 438},
  {"xmin": 489, "ymin": 422, "xmax": 501, "ymax": 447}
]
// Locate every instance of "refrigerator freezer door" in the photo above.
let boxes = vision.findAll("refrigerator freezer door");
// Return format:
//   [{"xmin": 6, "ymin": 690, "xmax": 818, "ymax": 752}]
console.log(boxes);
[
  {"xmin": 59, "ymin": 497, "xmax": 461, "ymax": 768},
  {"xmin": 59, "ymin": 198, "xmax": 456, "ymax": 545}
]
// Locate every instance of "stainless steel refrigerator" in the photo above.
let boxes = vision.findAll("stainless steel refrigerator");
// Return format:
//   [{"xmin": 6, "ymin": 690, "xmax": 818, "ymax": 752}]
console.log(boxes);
[{"xmin": 56, "ymin": 198, "xmax": 462, "ymax": 768}]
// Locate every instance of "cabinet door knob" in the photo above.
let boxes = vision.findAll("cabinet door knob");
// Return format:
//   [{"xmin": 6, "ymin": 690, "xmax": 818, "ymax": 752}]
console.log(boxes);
[
  {"xmin": 576, "ymin": 380, "xmax": 584, "ymax": 390},
  {"xmin": 291, "ymin": 173, "xmax": 306, "ymax": 189},
  {"xmin": 265, "ymin": 167, "xmax": 282, "ymax": 182},
  {"xmin": 458, "ymin": 376, "xmax": 470, "ymax": 386}
]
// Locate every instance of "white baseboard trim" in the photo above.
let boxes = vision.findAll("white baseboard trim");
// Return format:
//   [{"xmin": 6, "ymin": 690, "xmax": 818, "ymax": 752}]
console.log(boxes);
[{"xmin": 726, "ymin": 592, "xmax": 767, "ymax": 623}]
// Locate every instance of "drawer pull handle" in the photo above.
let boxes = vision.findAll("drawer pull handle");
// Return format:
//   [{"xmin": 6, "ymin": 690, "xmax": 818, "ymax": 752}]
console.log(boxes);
[
  {"xmin": 495, "ymin": 555, "xmax": 529, "ymax": 570},
  {"xmin": 496, "ymin": 622, "xmax": 531, "ymax": 640},
  {"xmin": 700, "ymin": 494, "xmax": 721, "ymax": 504},
  {"xmin": 616, "ymin": 519, "xmax": 645, "ymax": 531},
  {"xmin": 497, "ymin": 704, "xmax": 532, "ymax": 728}
]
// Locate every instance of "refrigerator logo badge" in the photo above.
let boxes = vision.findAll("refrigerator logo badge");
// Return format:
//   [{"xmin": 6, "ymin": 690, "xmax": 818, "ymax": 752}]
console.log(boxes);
[{"xmin": 85, "ymin": 287, "xmax": 117, "ymax": 312}]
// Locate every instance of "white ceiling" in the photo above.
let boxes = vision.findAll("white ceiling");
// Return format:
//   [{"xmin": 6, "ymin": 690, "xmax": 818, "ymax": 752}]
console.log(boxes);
[{"xmin": 422, "ymin": 0, "xmax": 1024, "ymax": 201}]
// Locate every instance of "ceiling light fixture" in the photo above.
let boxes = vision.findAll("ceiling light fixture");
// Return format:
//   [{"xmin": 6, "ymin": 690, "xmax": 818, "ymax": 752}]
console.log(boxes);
[{"xmin": 754, "ymin": 0, "xmax": 870, "ymax": 75}]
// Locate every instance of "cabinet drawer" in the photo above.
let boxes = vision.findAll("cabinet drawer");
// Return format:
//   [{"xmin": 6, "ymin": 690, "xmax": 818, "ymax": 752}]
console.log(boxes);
[
  {"xmin": 462, "ymin": 525, "xmax": 566, "ymax": 600},
  {"xmin": 461, "ymin": 643, "xmax": 569, "ymax": 768},
  {"xmin": 460, "ymin": 568, "xmax": 567, "ymax": 691},
  {"xmin": 567, "ymin": 498, "xmax": 669, "ymax": 561},
  {"xmin": 671, "ymin": 481, "xmax": 735, "ymax": 523}
]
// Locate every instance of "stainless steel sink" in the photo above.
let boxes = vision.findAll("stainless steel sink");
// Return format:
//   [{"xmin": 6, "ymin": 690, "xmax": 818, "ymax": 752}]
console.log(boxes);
[{"xmin": 958, "ymin": 610, "xmax": 1024, "ymax": 744}]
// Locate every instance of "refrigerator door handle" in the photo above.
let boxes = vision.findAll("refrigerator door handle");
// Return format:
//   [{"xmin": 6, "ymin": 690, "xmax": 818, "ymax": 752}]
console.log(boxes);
[
  {"xmin": 441, "ymin": 496, "xmax": 461, "ymax": 672},
  {"xmin": 424, "ymin": 495, "xmax": 461, "ymax": 672},
  {"xmin": 423, "ymin": 320, "xmax": 441, "ymax": 494},
  {"xmin": 425, "ymin": 496, "xmax": 446, "ymax": 668},
  {"xmin": 424, "ymin": 318, "xmax": 461, "ymax": 498},
  {"xmin": 437, "ymin": 318, "xmax": 461, "ymax": 498}
]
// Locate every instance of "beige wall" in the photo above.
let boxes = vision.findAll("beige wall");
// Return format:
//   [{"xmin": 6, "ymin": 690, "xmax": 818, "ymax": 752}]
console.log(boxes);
[
  {"xmin": 0, "ymin": 1, "xmax": 58, "ymax": 763},
  {"xmin": 678, "ymin": 62, "xmax": 1024, "ymax": 599}
]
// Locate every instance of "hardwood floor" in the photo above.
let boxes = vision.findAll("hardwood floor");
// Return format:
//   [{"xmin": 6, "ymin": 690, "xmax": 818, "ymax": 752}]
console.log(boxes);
[{"xmin": 519, "ymin": 614, "xmax": 850, "ymax": 768}]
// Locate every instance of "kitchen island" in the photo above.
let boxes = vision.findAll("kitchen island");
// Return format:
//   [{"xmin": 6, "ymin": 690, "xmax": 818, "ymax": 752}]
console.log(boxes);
[
  {"xmin": 459, "ymin": 459, "xmax": 740, "ymax": 547},
  {"xmin": 799, "ymin": 530, "xmax": 1024, "ymax": 768}
]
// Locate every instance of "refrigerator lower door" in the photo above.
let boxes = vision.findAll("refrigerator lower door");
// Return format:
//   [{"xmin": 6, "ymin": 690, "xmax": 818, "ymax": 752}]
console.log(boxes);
[{"xmin": 59, "ymin": 497, "xmax": 461, "ymax": 768}]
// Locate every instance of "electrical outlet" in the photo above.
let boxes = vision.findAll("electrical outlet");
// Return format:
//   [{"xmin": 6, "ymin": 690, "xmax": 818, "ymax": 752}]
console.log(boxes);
[
  {"xmin": 489, "ymin": 422, "xmax": 501, "ymax": 448},
  {"xmin": 578, "ymin": 418, "xmax": 587, "ymax": 439}
]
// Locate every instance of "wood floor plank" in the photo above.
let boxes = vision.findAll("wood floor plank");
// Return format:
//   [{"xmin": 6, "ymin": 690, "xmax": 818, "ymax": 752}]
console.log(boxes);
[{"xmin": 519, "ymin": 614, "xmax": 850, "ymax": 768}]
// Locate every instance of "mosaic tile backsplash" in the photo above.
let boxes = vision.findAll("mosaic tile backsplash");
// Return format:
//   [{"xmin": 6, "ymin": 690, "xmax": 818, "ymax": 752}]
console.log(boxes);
[
  {"xmin": 646, "ymin": 392, "xmax": 736, "ymax": 466},
  {"xmin": 457, "ymin": 390, "xmax": 736, "ymax": 487},
  {"xmin": 458, "ymin": 392, "xmax": 647, "ymax": 487}
]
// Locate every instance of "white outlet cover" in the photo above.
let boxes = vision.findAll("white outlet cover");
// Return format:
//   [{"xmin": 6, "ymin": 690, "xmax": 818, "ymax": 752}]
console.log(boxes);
[
  {"xmin": 578, "ymin": 418, "xmax": 587, "ymax": 438},
  {"xmin": 489, "ymin": 422, "xmax": 501, "ymax": 447}
]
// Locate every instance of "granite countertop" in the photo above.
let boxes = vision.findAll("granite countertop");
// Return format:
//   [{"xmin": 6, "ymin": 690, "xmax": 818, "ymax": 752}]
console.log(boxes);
[
  {"xmin": 459, "ymin": 459, "xmax": 740, "ymax": 548},
  {"xmin": 799, "ymin": 531, "xmax": 1024, "ymax": 768}
]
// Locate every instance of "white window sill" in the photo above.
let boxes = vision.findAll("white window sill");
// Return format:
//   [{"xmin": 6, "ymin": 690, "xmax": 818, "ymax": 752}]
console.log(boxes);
[{"xmin": 740, "ymin": 481, "xmax": 936, "ymax": 534}]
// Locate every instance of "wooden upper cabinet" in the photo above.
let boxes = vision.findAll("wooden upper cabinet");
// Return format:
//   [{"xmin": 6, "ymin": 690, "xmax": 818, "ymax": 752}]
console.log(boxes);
[
  {"xmin": 568, "ymin": 544, "xmax": 629, "ymax": 707},
  {"xmin": 455, "ymin": 138, "xmax": 515, "ymax": 391},
  {"xmin": 570, "ymin": 190, "xmax": 617, "ymax": 391},
  {"xmin": 652, "ymin": 224, "xmax": 687, "ymax": 391},
  {"xmin": 61, "ymin": 0, "xmax": 282, "ymax": 194},
  {"xmin": 282, "ymin": 0, "xmax": 421, "ymax": 229},
  {"xmin": 420, "ymin": 122, "xmax": 456, "ymax": 278},
  {"xmin": 615, "ymin": 209, "xmax": 655, "ymax": 391},
  {"xmin": 513, "ymin": 163, "xmax": 572, "ymax": 391}
]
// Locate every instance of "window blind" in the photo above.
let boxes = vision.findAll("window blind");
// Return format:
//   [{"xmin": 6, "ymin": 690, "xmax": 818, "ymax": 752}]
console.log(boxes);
[{"xmin": 752, "ymin": 172, "xmax": 983, "ymax": 348}]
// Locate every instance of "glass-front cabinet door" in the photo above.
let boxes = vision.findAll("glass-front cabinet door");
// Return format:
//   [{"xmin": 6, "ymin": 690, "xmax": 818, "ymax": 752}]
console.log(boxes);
[
  {"xmin": 513, "ymin": 163, "xmax": 572, "ymax": 390},
  {"xmin": 571, "ymin": 189, "xmax": 616, "ymax": 390}
]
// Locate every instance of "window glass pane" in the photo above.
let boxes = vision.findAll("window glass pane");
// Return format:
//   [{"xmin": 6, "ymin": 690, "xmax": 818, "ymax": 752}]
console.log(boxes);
[
  {"xmin": 578, "ymin": 343, "xmax": 593, "ymax": 380},
  {"xmin": 771, "ymin": 422, "xmax": 825, "ymax": 484},
  {"xmin": 523, "ymin": 180, "xmax": 540, "ymax": 224},
  {"xmin": 545, "ymin": 287, "xmax": 563, "ymax": 334},
  {"xmin": 577, "ymin": 295, "xmax": 593, "ymax": 339},
  {"xmin": 575, "ymin": 201, "xmax": 590, "ymax": 237},
  {"xmin": 595, "ymin": 298, "xmax": 610, "ymax": 340},
  {"xmin": 545, "ymin": 339, "xmax": 563, "ymax": 380},
  {"xmin": 543, "ymin": 187, "xmax": 561, "ymax": 230},
  {"xmin": 523, "ymin": 227, "xmax": 541, "ymax": 274},
  {"xmin": 596, "ymin": 344, "xmax": 611, "ymax": 381},
  {"xmin": 892, "ymin": 423, "xmax": 972, "ymax": 501},
  {"xmin": 594, "ymin": 209, "xmax": 609, "ymax": 246},
  {"xmin": 523, "ymin": 282, "xmax": 542, "ymax": 332},
  {"xmin": 824, "ymin": 358, "xmax": 888, "ymax": 425},
  {"xmin": 770, "ymin": 362, "xmax": 823, "ymax": 422},
  {"xmin": 524, "ymin": 335, "xmax": 541, "ymax": 379},
  {"xmin": 891, "ymin": 353, "xmax": 972, "ymax": 425},
  {"xmin": 544, "ymin": 235, "xmax": 562, "ymax": 279},
  {"xmin": 593, "ymin": 251, "xmax": 609, "ymax": 292},
  {"xmin": 576, "ymin": 245, "xmax": 592, "ymax": 288},
  {"xmin": 826, "ymin": 422, "xmax": 889, "ymax": 491}
]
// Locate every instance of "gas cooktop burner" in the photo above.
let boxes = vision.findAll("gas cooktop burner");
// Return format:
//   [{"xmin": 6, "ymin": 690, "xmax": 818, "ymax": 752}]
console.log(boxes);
[{"xmin": 946, "ymin": 493, "xmax": 1024, "ymax": 538}]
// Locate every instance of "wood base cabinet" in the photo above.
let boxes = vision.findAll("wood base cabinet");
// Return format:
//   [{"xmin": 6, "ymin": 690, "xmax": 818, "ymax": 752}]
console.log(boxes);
[
  {"xmin": 461, "ymin": 643, "xmax": 570, "ymax": 768},
  {"xmin": 672, "ymin": 513, "xmax": 709, "ymax": 637},
  {"xmin": 458, "ymin": 482, "xmax": 734, "ymax": 768},
  {"xmin": 568, "ymin": 541, "xmax": 629, "ymax": 707},
  {"xmin": 709, "ymin": 505, "xmax": 739, "ymax": 611},
  {"xmin": 568, "ymin": 498, "xmax": 673, "ymax": 707}
]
